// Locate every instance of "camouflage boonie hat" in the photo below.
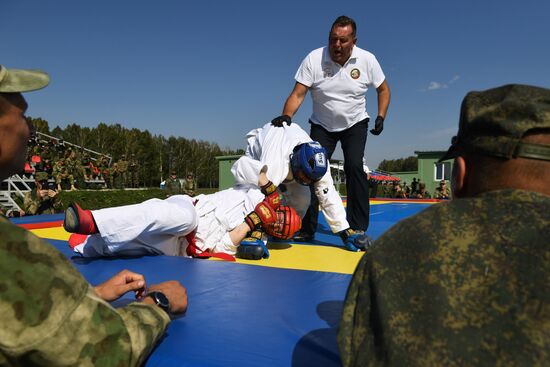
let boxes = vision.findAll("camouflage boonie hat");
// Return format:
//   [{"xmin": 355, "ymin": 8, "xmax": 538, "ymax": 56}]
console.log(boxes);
[
  {"xmin": 440, "ymin": 84, "xmax": 550, "ymax": 162},
  {"xmin": 35, "ymin": 171, "xmax": 49, "ymax": 181},
  {"xmin": 0, "ymin": 65, "xmax": 49, "ymax": 93}
]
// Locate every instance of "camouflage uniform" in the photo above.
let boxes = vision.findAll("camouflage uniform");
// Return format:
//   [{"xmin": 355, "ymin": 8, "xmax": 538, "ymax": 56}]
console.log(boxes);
[
  {"xmin": 434, "ymin": 182, "xmax": 451, "ymax": 199},
  {"xmin": 98, "ymin": 155, "xmax": 111, "ymax": 188},
  {"xmin": 0, "ymin": 217, "xmax": 170, "ymax": 366},
  {"xmin": 128, "ymin": 154, "xmax": 139, "ymax": 188},
  {"xmin": 164, "ymin": 174, "xmax": 181, "ymax": 196},
  {"xmin": 81, "ymin": 152, "xmax": 92, "ymax": 181},
  {"xmin": 339, "ymin": 84, "xmax": 550, "ymax": 367},
  {"xmin": 117, "ymin": 155, "xmax": 129, "ymax": 189},
  {"xmin": 183, "ymin": 174, "xmax": 196, "ymax": 197},
  {"xmin": 52, "ymin": 159, "xmax": 75, "ymax": 191},
  {"xmin": 66, "ymin": 149, "xmax": 83, "ymax": 188},
  {"xmin": 111, "ymin": 162, "xmax": 123, "ymax": 189},
  {"xmin": 338, "ymin": 189, "xmax": 550, "ymax": 367},
  {"xmin": 23, "ymin": 187, "xmax": 63, "ymax": 215}
]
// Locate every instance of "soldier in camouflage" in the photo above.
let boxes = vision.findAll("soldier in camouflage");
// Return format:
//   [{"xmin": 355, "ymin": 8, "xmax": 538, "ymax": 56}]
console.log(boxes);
[
  {"xmin": 117, "ymin": 154, "xmax": 129, "ymax": 188},
  {"xmin": 413, "ymin": 181, "xmax": 431, "ymax": 199},
  {"xmin": 338, "ymin": 84, "xmax": 550, "ymax": 366},
  {"xmin": 81, "ymin": 151, "xmax": 92, "ymax": 181},
  {"xmin": 52, "ymin": 157, "xmax": 75, "ymax": 191},
  {"xmin": 183, "ymin": 172, "xmax": 196, "ymax": 196},
  {"xmin": 98, "ymin": 154, "xmax": 112, "ymax": 188},
  {"xmin": 128, "ymin": 153, "xmax": 139, "ymax": 188},
  {"xmin": 165, "ymin": 170, "xmax": 181, "ymax": 197},
  {"xmin": 434, "ymin": 179, "xmax": 451, "ymax": 199},
  {"xmin": 111, "ymin": 161, "xmax": 123, "ymax": 189},
  {"xmin": 23, "ymin": 171, "xmax": 63, "ymax": 215},
  {"xmin": 0, "ymin": 64, "xmax": 188, "ymax": 365}
]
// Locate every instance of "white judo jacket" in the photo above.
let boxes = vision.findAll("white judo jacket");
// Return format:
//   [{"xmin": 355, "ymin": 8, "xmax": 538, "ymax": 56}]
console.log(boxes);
[{"xmin": 231, "ymin": 122, "xmax": 348, "ymax": 233}]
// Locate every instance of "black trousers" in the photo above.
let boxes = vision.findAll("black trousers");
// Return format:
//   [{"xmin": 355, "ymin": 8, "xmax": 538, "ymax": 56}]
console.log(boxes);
[{"xmin": 302, "ymin": 119, "xmax": 370, "ymax": 235}]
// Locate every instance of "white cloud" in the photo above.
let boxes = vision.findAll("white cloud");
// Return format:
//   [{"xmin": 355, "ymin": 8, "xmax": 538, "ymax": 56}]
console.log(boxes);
[
  {"xmin": 423, "ymin": 75, "xmax": 461, "ymax": 92},
  {"xmin": 428, "ymin": 81, "xmax": 447, "ymax": 90}
]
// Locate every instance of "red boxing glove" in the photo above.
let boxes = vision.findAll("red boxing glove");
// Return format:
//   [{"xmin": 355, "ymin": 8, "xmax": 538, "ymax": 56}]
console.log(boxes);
[
  {"xmin": 245, "ymin": 201, "xmax": 277, "ymax": 231},
  {"xmin": 261, "ymin": 181, "xmax": 281, "ymax": 209}
]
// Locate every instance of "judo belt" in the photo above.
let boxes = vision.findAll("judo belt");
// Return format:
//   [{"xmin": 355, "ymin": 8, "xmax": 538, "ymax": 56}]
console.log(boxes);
[{"xmin": 185, "ymin": 231, "xmax": 236, "ymax": 262}]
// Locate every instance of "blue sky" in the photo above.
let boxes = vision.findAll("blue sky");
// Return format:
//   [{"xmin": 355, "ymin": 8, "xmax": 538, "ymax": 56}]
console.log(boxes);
[{"xmin": 3, "ymin": 0, "xmax": 549, "ymax": 168}]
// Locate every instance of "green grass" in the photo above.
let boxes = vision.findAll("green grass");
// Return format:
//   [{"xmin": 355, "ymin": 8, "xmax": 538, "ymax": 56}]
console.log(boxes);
[{"xmin": 51, "ymin": 188, "xmax": 218, "ymax": 211}]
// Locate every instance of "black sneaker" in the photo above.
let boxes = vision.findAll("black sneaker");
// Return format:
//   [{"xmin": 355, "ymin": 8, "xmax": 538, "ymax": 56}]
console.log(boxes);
[{"xmin": 292, "ymin": 231, "xmax": 314, "ymax": 242}]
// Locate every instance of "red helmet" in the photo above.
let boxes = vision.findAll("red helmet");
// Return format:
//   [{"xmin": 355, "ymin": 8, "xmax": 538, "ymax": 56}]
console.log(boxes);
[{"xmin": 264, "ymin": 205, "xmax": 302, "ymax": 239}]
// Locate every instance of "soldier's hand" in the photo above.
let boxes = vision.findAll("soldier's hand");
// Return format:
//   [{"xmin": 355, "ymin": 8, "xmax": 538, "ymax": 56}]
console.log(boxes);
[
  {"xmin": 47, "ymin": 190, "xmax": 57, "ymax": 198},
  {"xmin": 94, "ymin": 269, "xmax": 147, "ymax": 302},
  {"xmin": 39, "ymin": 189, "xmax": 49, "ymax": 198},
  {"xmin": 147, "ymin": 280, "xmax": 188, "ymax": 314}
]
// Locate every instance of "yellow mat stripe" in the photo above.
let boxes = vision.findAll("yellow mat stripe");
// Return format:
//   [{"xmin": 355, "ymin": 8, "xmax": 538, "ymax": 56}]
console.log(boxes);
[
  {"xmin": 32, "ymin": 227, "xmax": 363, "ymax": 275},
  {"xmin": 235, "ymin": 243, "xmax": 364, "ymax": 274},
  {"xmin": 31, "ymin": 227, "xmax": 71, "ymax": 241}
]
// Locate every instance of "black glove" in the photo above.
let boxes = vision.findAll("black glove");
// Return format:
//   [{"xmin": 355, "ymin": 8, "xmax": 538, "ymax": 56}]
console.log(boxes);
[
  {"xmin": 271, "ymin": 115, "xmax": 292, "ymax": 127},
  {"xmin": 370, "ymin": 116, "xmax": 384, "ymax": 135}
]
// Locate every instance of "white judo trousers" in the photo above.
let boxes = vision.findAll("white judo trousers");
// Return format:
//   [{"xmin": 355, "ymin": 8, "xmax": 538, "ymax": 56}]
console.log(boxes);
[
  {"xmin": 73, "ymin": 187, "xmax": 264, "ymax": 257},
  {"xmin": 231, "ymin": 122, "xmax": 349, "ymax": 233}
]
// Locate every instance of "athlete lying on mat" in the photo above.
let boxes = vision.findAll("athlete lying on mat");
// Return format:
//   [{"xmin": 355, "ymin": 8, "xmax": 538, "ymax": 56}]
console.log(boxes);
[{"xmin": 64, "ymin": 172, "xmax": 301, "ymax": 260}]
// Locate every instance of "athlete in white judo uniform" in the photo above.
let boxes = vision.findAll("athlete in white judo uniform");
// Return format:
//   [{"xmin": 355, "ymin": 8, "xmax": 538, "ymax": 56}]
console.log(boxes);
[
  {"xmin": 231, "ymin": 120, "xmax": 371, "ymax": 251},
  {"xmin": 64, "ymin": 172, "xmax": 301, "ymax": 260}
]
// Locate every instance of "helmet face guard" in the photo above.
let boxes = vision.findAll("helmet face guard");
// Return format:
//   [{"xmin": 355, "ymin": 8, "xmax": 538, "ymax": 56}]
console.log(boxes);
[
  {"xmin": 265, "ymin": 206, "xmax": 302, "ymax": 239},
  {"xmin": 290, "ymin": 142, "xmax": 327, "ymax": 186}
]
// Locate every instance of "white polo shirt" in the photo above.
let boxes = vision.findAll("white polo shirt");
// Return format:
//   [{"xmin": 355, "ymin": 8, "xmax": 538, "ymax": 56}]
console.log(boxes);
[{"xmin": 295, "ymin": 45, "xmax": 385, "ymax": 132}]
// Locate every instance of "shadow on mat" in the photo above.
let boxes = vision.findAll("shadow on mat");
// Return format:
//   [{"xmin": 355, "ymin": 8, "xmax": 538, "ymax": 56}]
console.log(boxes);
[{"xmin": 292, "ymin": 300, "xmax": 343, "ymax": 367}]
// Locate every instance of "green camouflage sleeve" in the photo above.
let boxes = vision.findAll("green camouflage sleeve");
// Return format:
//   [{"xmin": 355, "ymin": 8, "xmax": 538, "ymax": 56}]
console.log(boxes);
[
  {"xmin": 0, "ymin": 219, "xmax": 170, "ymax": 366},
  {"xmin": 52, "ymin": 193, "xmax": 63, "ymax": 212},
  {"xmin": 337, "ymin": 190, "xmax": 550, "ymax": 366},
  {"xmin": 22, "ymin": 191, "xmax": 39, "ymax": 215},
  {"xmin": 337, "ymin": 253, "xmax": 373, "ymax": 367}
]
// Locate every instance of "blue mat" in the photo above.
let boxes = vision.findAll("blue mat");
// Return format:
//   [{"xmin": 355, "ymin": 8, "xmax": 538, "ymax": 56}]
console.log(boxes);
[{"xmin": 19, "ymin": 201, "xmax": 431, "ymax": 366}]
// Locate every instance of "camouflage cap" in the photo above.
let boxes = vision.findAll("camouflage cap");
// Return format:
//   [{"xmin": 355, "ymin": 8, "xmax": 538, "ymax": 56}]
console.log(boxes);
[
  {"xmin": 440, "ymin": 84, "xmax": 550, "ymax": 162},
  {"xmin": 35, "ymin": 171, "xmax": 49, "ymax": 181},
  {"xmin": 0, "ymin": 65, "xmax": 49, "ymax": 93}
]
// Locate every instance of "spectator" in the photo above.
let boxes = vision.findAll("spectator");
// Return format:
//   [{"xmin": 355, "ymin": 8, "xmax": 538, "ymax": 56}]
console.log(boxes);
[
  {"xmin": 165, "ymin": 170, "xmax": 182, "ymax": 197},
  {"xmin": 392, "ymin": 181, "xmax": 406, "ymax": 199},
  {"xmin": 117, "ymin": 154, "xmax": 129, "ymax": 188},
  {"xmin": 23, "ymin": 171, "xmax": 63, "ymax": 215},
  {"xmin": 0, "ymin": 64, "xmax": 188, "ymax": 365},
  {"xmin": 183, "ymin": 172, "xmax": 196, "ymax": 196},
  {"xmin": 434, "ymin": 179, "xmax": 451, "ymax": 199},
  {"xmin": 414, "ymin": 182, "xmax": 431, "ymax": 199},
  {"xmin": 53, "ymin": 157, "xmax": 76, "ymax": 191},
  {"xmin": 338, "ymin": 84, "xmax": 550, "ymax": 366},
  {"xmin": 128, "ymin": 153, "xmax": 139, "ymax": 188},
  {"xmin": 410, "ymin": 177, "xmax": 418, "ymax": 195},
  {"xmin": 111, "ymin": 162, "xmax": 122, "ymax": 188}
]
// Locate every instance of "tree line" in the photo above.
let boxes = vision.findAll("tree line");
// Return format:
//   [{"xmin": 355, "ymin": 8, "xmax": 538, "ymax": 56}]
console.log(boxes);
[
  {"xmin": 378, "ymin": 156, "xmax": 418, "ymax": 172},
  {"xmin": 28, "ymin": 117, "xmax": 244, "ymax": 188}
]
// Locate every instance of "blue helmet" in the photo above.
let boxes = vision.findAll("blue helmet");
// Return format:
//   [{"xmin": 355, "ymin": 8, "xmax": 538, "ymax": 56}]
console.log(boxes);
[{"xmin": 290, "ymin": 142, "xmax": 328, "ymax": 185}]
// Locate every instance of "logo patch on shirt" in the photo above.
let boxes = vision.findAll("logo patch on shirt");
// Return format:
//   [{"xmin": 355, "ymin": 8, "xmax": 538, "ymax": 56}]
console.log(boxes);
[{"xmin": 350, "ymin": 68, "xmax": 360, "ymax": 79}]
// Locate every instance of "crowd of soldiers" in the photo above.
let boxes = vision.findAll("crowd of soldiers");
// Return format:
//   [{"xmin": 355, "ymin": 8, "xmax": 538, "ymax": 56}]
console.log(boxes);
[
  {"xmin": 369, "ymin": 178, "xmax": 451, "ymax": 199},
  {"xmin": 25, "ymin": 137, "xmax": 140, "ymax": 190}
]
